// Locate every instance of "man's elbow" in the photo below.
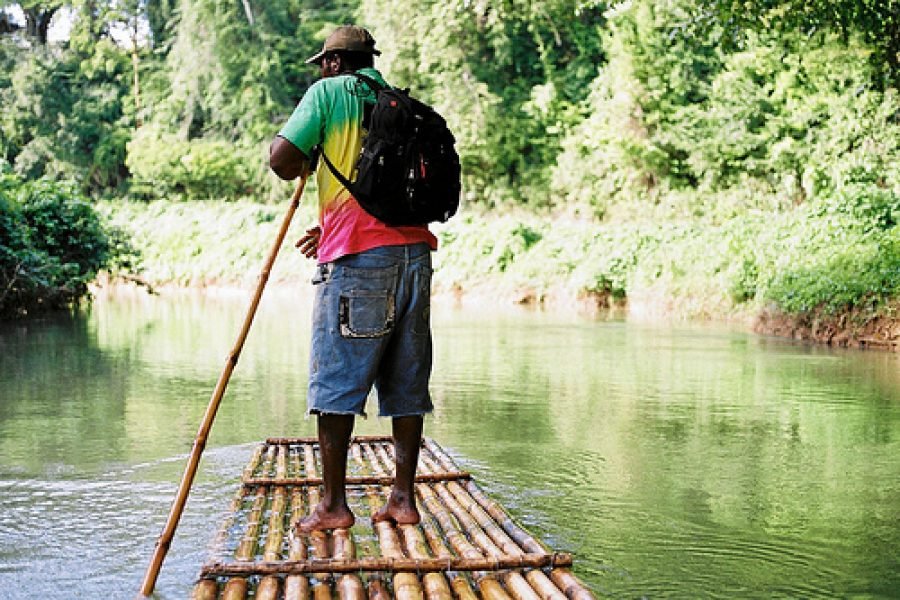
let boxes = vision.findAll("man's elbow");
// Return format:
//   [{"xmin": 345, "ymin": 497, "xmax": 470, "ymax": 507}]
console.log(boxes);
[
  {"xmin": 270, "ymin": 158, "xmax": 298, "ymax": 181},
  {"xmin": 269, "ymin": 150, "xmax": 298, "ymax": 180},
  {"xmin": 269, "ymin": 137, "xmax": 308, "ymax": 181}
]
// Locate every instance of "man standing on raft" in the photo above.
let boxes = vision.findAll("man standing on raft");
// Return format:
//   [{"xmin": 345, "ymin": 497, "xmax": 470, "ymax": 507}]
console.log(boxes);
[{"xmin": 269, "ymin": 25, "xmax": 436, "ymax": 531}]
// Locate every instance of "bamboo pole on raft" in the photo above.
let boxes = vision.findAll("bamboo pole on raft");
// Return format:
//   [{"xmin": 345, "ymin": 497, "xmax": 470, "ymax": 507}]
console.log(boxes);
[
  {"xmin": 332, "ymin": 444, "xmax": 363, "ymax": 600},
  {"xmin": 257, "ymin": 445, "xmax": 290, "ymax": 600},
  {"xmin": 425, "ymin": 465, "xmax": 544, "ymax": 600},
  {"xmin": 380, "ymin": 444, "xmax": 494, "ymax": 600},
  {"xmin": 192, "ymin": 444, "xmax": 268, "ymax": 599},
  {"xmin": 417, "ymin": 512, "xmax": 481, "ymax": 600},
  {"xmin": 386, "ymin": 441, "xmax": 504, "ymax": 600},
  {"xmin": 137, "ymin": 176, "xmax": 309, "ymax": 598},
  {"xmin": 224, "ymin": 445, "xmax": 277, "ymax": 599},
  {"xmin": 424, "ymin": 441, "xmax": 595, "ymax": 600},
  {"xmin": 362, "ymin": 441, "xmax": 424, "ymax": 600},
  {"xmin": 334, "ymin": 528, "xmax": 366, "ymax": 600},
  {"xmin": 192, "ymin": 578, "xmax": 219, "ymax": 600},
  {"xmin": 408, "ymin": 448, "xmax": 526, "ymax": 600},
  {"xmin": 285, "ymin": 447, "xmax": 310, "ymax": 600},
  {"xmin": 350, "ymin": 443, "xmax": 391, "ymax": 600},
  {"xmin": 301, "ymin": 440, "xmax": 333, "ymax": 600},
  {"xmin": 368, "ymin": 441, "xmax": 455, "ymax": 600},
  {"xmin": 416, "ymin": 484, "xmax": 510, "ymax": 600},
  {"xmin": 365, "ymin": 487, "xmax": 424, "ymax": 600},
  {"xmin": 418, "ymin": 455, "xmax": 566, "ymax": 600},
  {"xmin": 400, "ymin": 520, "xmax": 455, "ymax": 600}
]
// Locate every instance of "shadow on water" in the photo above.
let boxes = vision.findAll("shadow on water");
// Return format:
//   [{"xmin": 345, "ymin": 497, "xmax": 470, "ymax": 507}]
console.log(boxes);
[{"xmin": 0, "ymin": 293, "xmax": 898, "ymax": 598}]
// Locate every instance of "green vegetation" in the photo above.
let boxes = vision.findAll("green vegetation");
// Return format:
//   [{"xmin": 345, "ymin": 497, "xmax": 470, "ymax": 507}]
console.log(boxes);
[
  {"xmin": 0, "ymin": 0, "xmax": 897, "ymax": 336},
  {"xmin": 0, "ymin": 167, "xmax": 123, "ymax": 317}
]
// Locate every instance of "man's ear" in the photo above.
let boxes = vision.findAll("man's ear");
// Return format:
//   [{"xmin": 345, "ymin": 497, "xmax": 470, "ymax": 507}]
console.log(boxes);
[{"xmin": 324, "ymin": 54, "xmax": 342, "ymax": 77}]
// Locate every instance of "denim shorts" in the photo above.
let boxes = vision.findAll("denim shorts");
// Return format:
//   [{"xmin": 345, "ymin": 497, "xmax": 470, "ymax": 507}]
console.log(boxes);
[{"xmin": 307, "ymin": 243, "xmax": 433, "ymax": 418}]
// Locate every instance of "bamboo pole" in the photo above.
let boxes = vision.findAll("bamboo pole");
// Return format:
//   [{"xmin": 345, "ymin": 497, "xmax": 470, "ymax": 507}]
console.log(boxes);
[
  {"xmin": 243, "ymin": 472, "xmax": 471, "ymax": 487},
  {"xmin": 424, "ymin": 442, "xmax": 544, "ymax": 554},
  {"xmin": 363, "ymin": 442, "xmax": 424, "ymax": 600},
  {"xmin": 478, "ymin": 577, "xmax": 512, "ymax": 600},
  {"xmin": 400, "ymin": 524, "xmax": 454, "ymax": 600},
  {"xmin": 414, "ymin": 457, "xmax": 491, "ymax": 600},
  {"xmin": 334, "ymin": 528, "xmax": 366, "ymax": 600},
  {"xmin": 192, "ymin": 579, "xmax": 218, "ymax": 600},
  {"xmin": 383, "ymin": 438, "xmax": 454, "ymax": 600},
  {"xmin": 257, "ymin": 577, "xmax": 280, "ymax": 600},
  {"xmin": 431, "ymin": 483, "xmax": 541, "ymax": 600},
  {"xmin": 268, "ymin": 435, "xmax": 404, "ymax": 445},
  {"xmin": 350, "ymin": 442, "xmax": 388, "ymax": 600},
  {"xmin": 310, "ymin": 528, "xmax": 332, "ymax": 598},
  {"xmin": 373, "ymin": 443, "xmax": 396, "ymax": 478},
  {"xmin": 548, "ymin": 571, "xmax": 596, "ymax": 600},
  {"xmin": 258, "ymin": 446, "xmax": 290, "ymax": 600},
  {"xmin": 451, "ymin": 577, "xmax": 481, "ymax": 600},
  {"xmin": 222, "ymin": 484, "xmax": 269, "ymax": 598},
  {"xmin": 285, "ymin": 451, "xmax": 310, "ymax": 600},
  {"xmin": 416, "ymin": 484, "xmax": 482, "ymax": 561},
  {"xmin": 244, "ymin": 444, "xmax": 267, "ymax": 480},
  {"xmin": 200, "ymin": 553, "xmax": 572, "ymax": 577},
  {"xmin": 137, "ymin": 175, "xmax": 309, "ymax": 598},
  {"xmin": 368, "ymin": 576, "xmax": 391, "ymax": 600},
  {"xmin": 429, "ymin": 472, "xmax": 566, "ymax": 600},
  {"xmin": 224, "ymin": 445, "xmax": 277, "ymax": 599},
  {"xmin": 459, "ymin": 485, "xmax": 595, "ymax": 600},
  {"xmin": 365, "ymin": 487, "xmax": 423, "ymax": 600},
  {"xmin": 416, "ymin": 480, "xmax": 515, "ymax": 600},
  {"xmin": 417, "ymin": 511, "xmax": 481, "ymax": 600},
  {"xmin": 192, "ymin": 445, "xmax": 263, "ymax": 598},
  {"xmin": 221, "ymin": 578, "xmax": 248, "ymax": 600},
  {"xmin": 302, "ymin": 440, "xmax": 333, "ymax": 597},
  {"xmin": 425, "ymin": 441, "xmax": 595, "ymax": 600},
  {"xmin": 304, "ymin": 443, "xmax": 319, "ymax": 478}
]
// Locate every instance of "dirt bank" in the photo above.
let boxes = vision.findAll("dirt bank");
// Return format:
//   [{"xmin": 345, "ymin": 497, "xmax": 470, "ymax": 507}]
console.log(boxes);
[{"xmin": 754, "ymin": 304, "xmax": 900, "ymax": 351}]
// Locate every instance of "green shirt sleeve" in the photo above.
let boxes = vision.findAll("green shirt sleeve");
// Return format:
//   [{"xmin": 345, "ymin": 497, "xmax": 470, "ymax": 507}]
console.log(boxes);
[{"xmin": 278, "ymin": 79, "xmax": 328, "ymax": 156}]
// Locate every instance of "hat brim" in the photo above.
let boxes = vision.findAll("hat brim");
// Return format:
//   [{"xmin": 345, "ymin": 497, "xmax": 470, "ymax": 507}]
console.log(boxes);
[
  {"xmin": 305, "ymin": 50, "xmax": 327, "ymax": 65},
  {"xmin": 305, "ymin": 48, "xmax": 381, "ymax": 65}
]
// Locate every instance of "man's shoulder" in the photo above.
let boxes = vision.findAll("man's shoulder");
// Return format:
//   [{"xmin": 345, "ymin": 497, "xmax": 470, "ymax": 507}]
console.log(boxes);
[
  {"xmin": 354, "ymin": 68, "xmax": 388, "ymax": 86},
  {"xmin": 309, "ymin": 69, "xmax": 388, "ymax": 96}
]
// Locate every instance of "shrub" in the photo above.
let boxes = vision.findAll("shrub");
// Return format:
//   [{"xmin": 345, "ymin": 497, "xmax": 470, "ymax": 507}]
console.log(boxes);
[
  {"xmin": 126, "ymin": 129, "xmax": 254, "ymax": 200},
  {"xmin": 0, "ymin": 169, "xmax": 117, "ymax": 318}
]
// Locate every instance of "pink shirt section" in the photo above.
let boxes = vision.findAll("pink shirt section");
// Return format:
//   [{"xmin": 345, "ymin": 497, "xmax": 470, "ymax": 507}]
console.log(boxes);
[{"xmin": 318, "ymin": 195, "xmax": 437, "ymax": 264}]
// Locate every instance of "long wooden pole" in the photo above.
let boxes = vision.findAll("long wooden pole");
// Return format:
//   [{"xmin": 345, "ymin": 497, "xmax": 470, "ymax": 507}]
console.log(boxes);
[{"xmin": 137, "ymin": 176, "xmax": 309, "ymax": 598}]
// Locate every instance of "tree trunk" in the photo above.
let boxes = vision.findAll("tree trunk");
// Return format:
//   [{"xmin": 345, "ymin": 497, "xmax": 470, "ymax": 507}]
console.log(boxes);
[{"xmin": 23, "ymin": 8, "xmax": 58, "ymax": 45}]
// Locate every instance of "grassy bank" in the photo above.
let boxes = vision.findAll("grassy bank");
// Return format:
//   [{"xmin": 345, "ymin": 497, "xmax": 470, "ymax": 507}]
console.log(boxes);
[{"xmin": 98, "ymin": 196, "xmax": 899, "ymax": 350}]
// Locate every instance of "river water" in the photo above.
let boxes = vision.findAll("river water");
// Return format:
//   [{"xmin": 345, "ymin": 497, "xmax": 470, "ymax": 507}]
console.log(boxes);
[{"xmin": 0, "ymin": 289, "xmax": 898, "ymax": 599}]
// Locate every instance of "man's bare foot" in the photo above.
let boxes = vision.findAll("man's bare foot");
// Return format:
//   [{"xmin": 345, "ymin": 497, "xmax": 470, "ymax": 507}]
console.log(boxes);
[
  {"xmin": 372, "ymin": 497, "xmax": 420, "ymax": 526},
  {"xmin": 295, "ymin": 503, "xmax": 355, "ymax": 533}
]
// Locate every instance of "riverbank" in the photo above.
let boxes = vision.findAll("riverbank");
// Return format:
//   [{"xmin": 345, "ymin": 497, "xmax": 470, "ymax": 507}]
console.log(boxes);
[{"xmin": 97, "ymin": 198, "xmax": 900, "ymax": 351}]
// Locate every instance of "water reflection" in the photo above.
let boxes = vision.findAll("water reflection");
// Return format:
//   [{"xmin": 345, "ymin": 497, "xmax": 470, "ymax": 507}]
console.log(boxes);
[{"xmin": 0, "ymin": 291, "xmax": 898, "ymax": 598}]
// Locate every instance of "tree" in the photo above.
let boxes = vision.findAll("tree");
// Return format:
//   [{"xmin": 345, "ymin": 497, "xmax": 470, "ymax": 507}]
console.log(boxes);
[
  {"xmin": 360, "ymin": 0, "xmax": 607, "ymax": 205},
  {"xmin": 8, "ymin": 1, "xmax": 63, "ymax": 44},
  {"xmin": 698, "ymin": 0, "xmax": 900, "ymax": 87}
]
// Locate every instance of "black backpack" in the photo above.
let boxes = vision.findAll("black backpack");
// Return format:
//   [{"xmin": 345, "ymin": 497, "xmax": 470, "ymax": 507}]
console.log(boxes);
[{"xmin": 319, "ymin": 72, "xmax": 461, "ymax": 226}]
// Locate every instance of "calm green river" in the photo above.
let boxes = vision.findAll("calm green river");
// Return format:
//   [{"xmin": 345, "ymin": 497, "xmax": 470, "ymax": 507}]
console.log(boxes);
[{"xmin": 0, "ymin": 290, "xmax": 898, "ymax": 599}]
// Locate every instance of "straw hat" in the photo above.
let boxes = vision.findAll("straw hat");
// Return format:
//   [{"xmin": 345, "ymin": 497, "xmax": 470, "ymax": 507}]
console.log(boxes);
[{"xmin": 305, "ymin": 25, "xmax": 381, "ymax": 65}]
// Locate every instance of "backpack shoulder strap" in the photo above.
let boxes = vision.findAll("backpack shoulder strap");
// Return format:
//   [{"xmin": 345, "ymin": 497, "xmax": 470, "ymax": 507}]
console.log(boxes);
[
  {"xmin": 319, "ymin": 149, "xmax": 358, "ymax": 195},
  {"xmin": 317, "ymin": 72, "xmax": 387, "ymax": 196},
  {"xmin": 352, "ymin": 71, "xmax": 386, "ymax": 93}
]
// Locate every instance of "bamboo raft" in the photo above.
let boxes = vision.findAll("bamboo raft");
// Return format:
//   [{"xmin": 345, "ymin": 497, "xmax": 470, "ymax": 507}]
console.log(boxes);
[{"xmin": 192, "ymin": 436, "xmax": 595, "ymax": 600}]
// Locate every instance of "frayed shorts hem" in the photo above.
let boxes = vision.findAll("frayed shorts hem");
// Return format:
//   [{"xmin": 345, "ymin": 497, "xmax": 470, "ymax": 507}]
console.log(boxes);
[{"xmin": 306, "ymin": 407, "xmax": 433, "ymax": 419}]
